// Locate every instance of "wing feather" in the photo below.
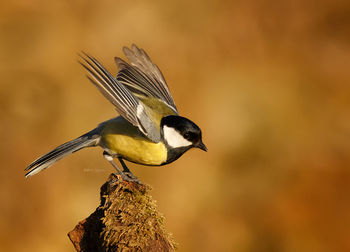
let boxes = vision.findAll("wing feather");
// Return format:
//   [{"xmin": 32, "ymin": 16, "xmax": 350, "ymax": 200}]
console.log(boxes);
[
  {"xmin": 115, "ymin": 44, "xmax": 178, "ymax": 113},
  {"xmin": 79, "ymin": 52, "xmax": 161, "ymax": 143}
]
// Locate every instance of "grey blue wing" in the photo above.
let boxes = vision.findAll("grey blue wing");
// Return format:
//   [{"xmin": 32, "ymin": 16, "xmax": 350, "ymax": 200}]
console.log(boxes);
[
  {"xmin": 79, "ymin": 53, "xmax": 161, "ymax": 143},
  {"xmin": 115, "ymin": 44, "xmax": 178, "ymax": 114}
]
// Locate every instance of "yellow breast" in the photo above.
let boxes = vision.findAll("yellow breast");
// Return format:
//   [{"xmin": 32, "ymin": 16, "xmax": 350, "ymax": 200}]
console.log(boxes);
[{"xmin": 100, "ymin": 117, "xmax": 167, "ymax": 165}]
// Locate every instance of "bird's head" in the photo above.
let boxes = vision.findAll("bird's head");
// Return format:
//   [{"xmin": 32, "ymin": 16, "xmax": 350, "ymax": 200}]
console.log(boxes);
[{"xmin": 161, "ymin": 115, "xmax": 207, "ymax": 151}]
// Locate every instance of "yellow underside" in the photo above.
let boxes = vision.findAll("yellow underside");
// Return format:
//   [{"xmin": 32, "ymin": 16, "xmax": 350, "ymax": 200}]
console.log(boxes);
[{"xmin": 100, "ymin": 117, "xmax": 167, "ymax": 165}]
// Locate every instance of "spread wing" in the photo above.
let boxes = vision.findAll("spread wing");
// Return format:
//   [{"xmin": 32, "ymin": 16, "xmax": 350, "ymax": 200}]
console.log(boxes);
[
  {"xmin": 115, "ymin": 44, "xmax": 178, "ymax": 114},
  {"xmin": 79, "ymin": 52, "xmax": 161, "ymax": 143}
]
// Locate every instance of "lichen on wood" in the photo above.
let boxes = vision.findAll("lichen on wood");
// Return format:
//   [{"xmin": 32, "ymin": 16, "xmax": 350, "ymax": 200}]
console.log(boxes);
[{"xmin": 68, "ymin": 173, "xmax": 177, "ymax": 252}]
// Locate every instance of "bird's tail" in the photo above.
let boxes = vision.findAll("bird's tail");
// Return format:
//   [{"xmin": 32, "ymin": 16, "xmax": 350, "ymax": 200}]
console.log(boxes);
[{"xmin": 25, "ymin": 129, "xmax": 100, "ymax": 178}]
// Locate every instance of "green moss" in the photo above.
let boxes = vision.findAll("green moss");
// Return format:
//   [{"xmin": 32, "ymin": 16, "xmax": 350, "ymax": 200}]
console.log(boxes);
[{"xmin": 100, "ymin": 179, "xmax": 177, "ymax": 251}]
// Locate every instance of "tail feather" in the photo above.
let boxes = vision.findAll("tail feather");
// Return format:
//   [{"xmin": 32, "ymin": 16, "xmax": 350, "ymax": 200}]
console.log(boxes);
[{"xmin": 25, "ymin": 129, "xmax": 100, "ymax": 178}]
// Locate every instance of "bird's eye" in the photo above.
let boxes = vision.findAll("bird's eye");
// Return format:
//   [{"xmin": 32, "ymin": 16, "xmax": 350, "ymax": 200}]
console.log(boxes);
[{"xmin": 184, "ymin": 132, "xmax": 191, "ymax": 140}]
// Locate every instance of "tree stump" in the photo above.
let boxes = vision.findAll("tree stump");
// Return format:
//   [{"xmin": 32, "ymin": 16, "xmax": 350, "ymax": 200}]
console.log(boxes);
[{"xmin": 68, "ymin": 173, "xmax": 177, "ymax": 251}]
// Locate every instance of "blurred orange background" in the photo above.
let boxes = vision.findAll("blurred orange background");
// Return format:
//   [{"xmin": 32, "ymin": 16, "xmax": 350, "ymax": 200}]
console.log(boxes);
[{"xmin": 1, "ymin": 0, "xmax": 349, "ymax": 251}]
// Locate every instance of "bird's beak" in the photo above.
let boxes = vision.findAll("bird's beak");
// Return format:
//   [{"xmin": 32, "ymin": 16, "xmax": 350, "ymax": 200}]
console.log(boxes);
[{"xmin": 197, "ymin": 141, "xmax": 207, "ymax": 152}]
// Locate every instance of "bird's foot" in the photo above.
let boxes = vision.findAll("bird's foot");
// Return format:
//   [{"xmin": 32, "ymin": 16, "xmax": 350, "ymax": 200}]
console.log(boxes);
[
  {"xmin": 123, "ymin": 171, "xmax": 141, "ymax": 183},
  {"xmin": 114, "ymin": 171, "xmax": 140, "ymax": 184}
]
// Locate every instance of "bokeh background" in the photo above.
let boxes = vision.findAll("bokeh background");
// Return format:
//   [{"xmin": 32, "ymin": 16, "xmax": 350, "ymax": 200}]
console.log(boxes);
[{"xmin": 1, "ymin": 0, "xmax": 349, "ymax": 251}]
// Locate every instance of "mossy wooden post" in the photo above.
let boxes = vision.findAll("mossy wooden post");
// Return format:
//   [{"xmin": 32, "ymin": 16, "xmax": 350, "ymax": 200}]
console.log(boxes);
[{"xmin": 68, "ymin": 173, "xmax": 176, "ymax": 251}]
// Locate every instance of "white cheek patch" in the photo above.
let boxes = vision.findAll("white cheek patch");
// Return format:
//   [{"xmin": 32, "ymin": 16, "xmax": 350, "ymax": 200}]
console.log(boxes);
[{"xmin": 163, "ymin": 126, "xmax": 192, "ymax": 148}]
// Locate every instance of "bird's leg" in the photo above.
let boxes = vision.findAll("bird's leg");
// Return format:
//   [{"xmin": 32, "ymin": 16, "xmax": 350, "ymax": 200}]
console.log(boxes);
[
  {"xmin": 103, "ymin": 151, "xmax": 139, "ymax": 183},
  {"xmin": 118, "ymin": 157, "xmax": 131, "ymax": 173},
  {"xmin": 118, "ymin": 157, "xmax": 140, "ymax": 183},
  {"xmin": 103, "ymin": 151, "xmax": 128, "ymax": 181},
  {"xmin": 103, "ymin": 151, "xmax": 123, "ymax": 175}
]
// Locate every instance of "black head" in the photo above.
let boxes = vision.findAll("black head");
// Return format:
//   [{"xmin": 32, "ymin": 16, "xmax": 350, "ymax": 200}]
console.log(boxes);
[{"xmin": 160, "ymin": 115, "xmax": 207, "ymax": 151}]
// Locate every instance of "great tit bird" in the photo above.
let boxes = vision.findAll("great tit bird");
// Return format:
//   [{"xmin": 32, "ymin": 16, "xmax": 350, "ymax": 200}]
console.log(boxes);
[{"xmin": 25, "ymin": 44, "xmax": 207, "ymax": 180}]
